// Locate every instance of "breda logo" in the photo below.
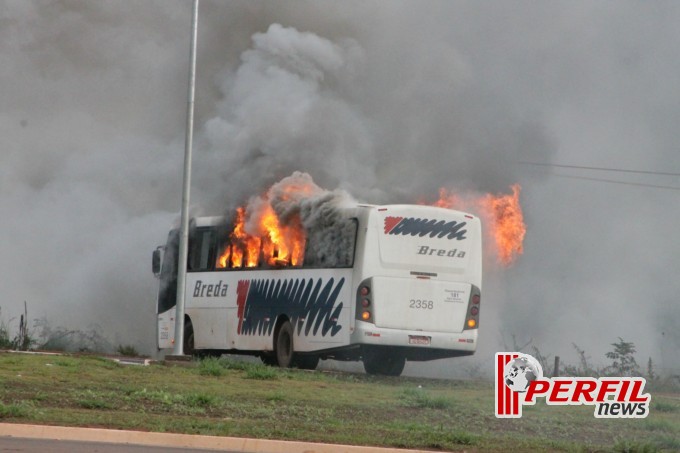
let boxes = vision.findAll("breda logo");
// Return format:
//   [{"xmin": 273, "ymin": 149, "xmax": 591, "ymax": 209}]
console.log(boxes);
[
  {"xmin": 193, "ymin": 280, "xmax": 228, "ymax": 298},
  {"xmin": 384, "ymin": 217, "xmax": 467, "ymax": 241},
  {"xmin": 495, "ymin": 353, "xmax": 651, "ymax": 419}
]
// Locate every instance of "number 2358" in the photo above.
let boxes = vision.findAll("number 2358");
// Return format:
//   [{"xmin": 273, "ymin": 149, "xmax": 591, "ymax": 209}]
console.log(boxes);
[{"xmin": 409, "ymin": 299, "xmax": 434, "ymax": 309}]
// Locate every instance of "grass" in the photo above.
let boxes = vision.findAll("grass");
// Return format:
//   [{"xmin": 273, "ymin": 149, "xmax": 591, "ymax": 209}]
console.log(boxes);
[
  {"xmin": 0, "ymin": 353, "xmax": 678, "ymax": 452},
  {"xmin": 399, "ymin": 387, "xmax": 453, "ymax": 409},
  {"xmin": 0, "ymin": 401, "xmax": 32, "ymax": 418},
  {"xmin": 116, "ymin": 345, "xmax": 139, "ymax": 357},
  {"xmin": 652, "ymin": 399, "xmax": 680, "ymax": 413}
]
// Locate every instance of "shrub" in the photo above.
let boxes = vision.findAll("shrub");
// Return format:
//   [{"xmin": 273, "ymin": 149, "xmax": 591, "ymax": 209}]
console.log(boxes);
[{"xmin": 116, "ymin": 345, "xmax": 139, "ymax": 357}]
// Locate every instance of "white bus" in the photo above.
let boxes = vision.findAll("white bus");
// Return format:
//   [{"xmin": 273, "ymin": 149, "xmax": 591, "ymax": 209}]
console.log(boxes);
[{"xmin": 152, "ymin": 204, "xmax": 482, "ymax": 376}]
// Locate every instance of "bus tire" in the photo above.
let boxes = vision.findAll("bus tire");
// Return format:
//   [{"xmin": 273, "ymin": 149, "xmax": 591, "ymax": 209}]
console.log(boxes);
[
  {"xmin": 363, "ymin": 351, "xmax": 405, "ymax": 377},
  {"xmin": 274, "ymin": 320, "xmax": 294, "ymax": 368},
  {"xmin": 294, "ymin": 355, "xmax": 319, "ymax": 370},
  {"xmin": 183, "ymin": 320, "xmax": 195, "ymax": 357}
]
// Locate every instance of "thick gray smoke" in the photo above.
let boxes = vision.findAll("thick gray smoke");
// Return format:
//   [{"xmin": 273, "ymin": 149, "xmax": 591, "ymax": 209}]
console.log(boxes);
[
  {"xmin": 2, "ymin": 1, "xmax": 678, "ymax": 377},
  {"xmin": 235, "ymin": 171, "xmax": 357, "ymax": 269},
  {"xmin": 267, "ymin": 172, "xmax": 357, "ymax": 268},
  {"xmin": 194, "ymin": 22, "xmax": 376, "ymax": 210}
]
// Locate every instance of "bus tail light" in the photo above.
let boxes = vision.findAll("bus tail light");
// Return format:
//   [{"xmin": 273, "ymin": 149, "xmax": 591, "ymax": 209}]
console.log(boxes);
[
  {"xmin": 464, "ymin": 285, "xmax": 481, "ymax": 331},
  {"xmin": 356, "ymin": 279, "xmax": 373, "ymax": 322}
]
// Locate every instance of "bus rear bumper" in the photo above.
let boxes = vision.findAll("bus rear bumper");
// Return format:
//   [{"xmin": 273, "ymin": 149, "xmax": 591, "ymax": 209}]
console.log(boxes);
[{"xmin": 352, "ymin": 321, "xmax": 477, "ymax": 359}]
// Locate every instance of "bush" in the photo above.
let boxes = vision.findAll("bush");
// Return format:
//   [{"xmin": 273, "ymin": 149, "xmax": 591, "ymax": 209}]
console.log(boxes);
[
  {"xmin": 116, "ymin": 345, "xmax": 139, "ymax": 357},
  {"xmin": 0, "ymin": 402, "xmax": 31, "ymax": 418},
  {"xmin": 198, "ymin": 357, "xmax": 225, "ymax": 376},
  {"xmin": 0, "ymin": 306, "xmax": 34, "ymax": 351},
  {"xmin": 33, "ymin": 317, "xmax": 113, "ymax": 353},
  {"xmin": 244, "ymin": 364, "xmax": 279, "ymax": 380},
  {"xmin": 605, "ymin": 338, "xmax": 641, "ymax": 377}
]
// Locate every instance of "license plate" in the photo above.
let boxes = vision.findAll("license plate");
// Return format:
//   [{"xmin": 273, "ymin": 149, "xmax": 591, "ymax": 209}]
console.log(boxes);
[{"xmin": 408, "ymin": 335, "xmax": 431, "ymax": 345}]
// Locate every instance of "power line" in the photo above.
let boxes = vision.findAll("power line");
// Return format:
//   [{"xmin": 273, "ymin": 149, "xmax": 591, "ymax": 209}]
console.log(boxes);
[
  {"xmin": 515, "ymin": 161, "xmax": 680, "ymax": 177},
  {"xmin": 550, "ymin": 172, "xmax": 680, "ymax": 191}
]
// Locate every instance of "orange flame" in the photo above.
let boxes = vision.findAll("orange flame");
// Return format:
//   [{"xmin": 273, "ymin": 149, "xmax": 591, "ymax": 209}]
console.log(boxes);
[
  {"xmin": 216, "ymin": 185, "xmax": 310, "ymax": 269},
  {"xmin": 434, "ymin": 185, "xmax": 526, "ymax": 266},
  {"xmin": 217, "ymin": 244, "xmax": 231, "ymax": 268},
  {"xmin": 221, "ymin": 207, "xmax": 262, "ymax": 268},
  {"xmin": 258, "ymin": 204, "xmax": 305, "ymax": 266}
]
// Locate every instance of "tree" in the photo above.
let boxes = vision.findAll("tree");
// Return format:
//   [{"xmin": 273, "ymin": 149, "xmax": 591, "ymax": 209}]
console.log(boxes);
[
  {"xmin": 646, "ymin": 357, "xmax": 657, "ymax": 382},
  {"xmin": 605, "ymin": 337, "xmax": 640, "ymax": 376}
]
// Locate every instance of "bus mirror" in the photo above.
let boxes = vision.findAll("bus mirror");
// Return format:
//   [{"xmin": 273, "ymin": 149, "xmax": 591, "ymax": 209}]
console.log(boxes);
[{"xmin": 152, "ymin": 248, "xmax": 162, "ymax": 277}]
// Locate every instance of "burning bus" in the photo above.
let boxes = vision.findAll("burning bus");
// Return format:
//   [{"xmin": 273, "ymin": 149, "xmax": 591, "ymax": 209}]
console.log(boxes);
[{"xmin": 152, "ymin": 174, "xmax": 483, "ymax": 376}]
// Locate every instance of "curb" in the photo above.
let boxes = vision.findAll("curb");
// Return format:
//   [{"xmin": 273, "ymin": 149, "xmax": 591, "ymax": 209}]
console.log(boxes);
[{"xmin": 0, "ymin": 424, "xmax": 438, "ymax": 453}]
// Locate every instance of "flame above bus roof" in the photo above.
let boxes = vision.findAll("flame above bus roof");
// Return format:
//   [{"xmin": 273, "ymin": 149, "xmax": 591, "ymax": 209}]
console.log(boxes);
[{"xmin": 192, "ymin": 172, "xmax": 526, "ymax": 269}]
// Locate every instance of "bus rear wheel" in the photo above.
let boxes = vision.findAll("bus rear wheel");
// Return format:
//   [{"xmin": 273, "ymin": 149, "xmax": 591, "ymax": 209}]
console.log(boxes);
[
  {"xmin": 363, "ymin": 349, "xmax": 406, "ymax": 377},
  {"xmin": 274, "ymin": 320, "xmax": 294, "ymax": 368}
]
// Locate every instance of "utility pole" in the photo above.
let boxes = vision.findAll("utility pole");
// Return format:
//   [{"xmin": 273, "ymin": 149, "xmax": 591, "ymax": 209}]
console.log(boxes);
[{"xmin": 173, "ymin": 0, "xmax": 199, "ymax": 356}]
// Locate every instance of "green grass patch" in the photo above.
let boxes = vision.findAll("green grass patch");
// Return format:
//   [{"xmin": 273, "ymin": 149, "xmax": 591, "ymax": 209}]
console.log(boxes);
[
  {"xmin": 54, "ymin": 358, "xmax": 80, "ymax": 367},
  {"xmin": 611, "ymin": 438, "xmax": 660, "ymax": 453},
  {"xmin": 652, "ymin": 399, "xmax": 680, "ymax": 413},
  {"xmin": 244, "ymin": 364, "xmax": 279, "ymax": 380},
  {"xmin": 0, "ymin": 401, "xmax": 32, "ymax": 418},
  {"xmin": 77, "ymin": 399, "xmax": 114, "ymax": 410},
  {"xmin": 0, "ymin": 353, "xmax": 678, "ymax": 452},
  {"xmin": 640, "ymin": 417, "xmax": 679, "ymax": 433},
  {"xmin": 184, "ymin": 393, "xmax": 220, "ymax": 408},
  {"xmin": 198, "ymin": 357, "xmax": 280, "ymax": 380},
  {"xmin": 198, "ymin": 357, "xmax": 225, "ymax": 376},
  {"xmin": 399, "ymin": 387, "xmax": 453, "ymax": 409}
]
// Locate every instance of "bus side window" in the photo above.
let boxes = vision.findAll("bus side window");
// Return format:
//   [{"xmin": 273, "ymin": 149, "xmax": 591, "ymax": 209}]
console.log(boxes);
[
  {"xmin": 214, "ymin": 235, "xmax": 259, "ymax": 270},
  {"xmin": 158, "ymin": 229, "xmax": 179, "ymax": 314},
  {"xmin": 215, "ymin": 234, "xmax": 235, "ymax": 269},
  {"xmin": 304, "ymin": 217, "xmax": 358, "ymax": 268},
  {"xmin": 345, "ymin": 218, "xmax": 358, "ymax": 267},
  {"xmin": 188, "ymin": 228, "xmax": 216, "ymax": 271}
]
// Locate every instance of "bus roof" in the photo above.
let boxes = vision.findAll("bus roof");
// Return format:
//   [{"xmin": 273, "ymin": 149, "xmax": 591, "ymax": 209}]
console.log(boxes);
[
  {"xmin": 193, "ymin": 216, "xmax": 225, "ymax": 228},
  {"xmin": 189, "ymin": 204, "xmax": 477, "ymax": 227}
]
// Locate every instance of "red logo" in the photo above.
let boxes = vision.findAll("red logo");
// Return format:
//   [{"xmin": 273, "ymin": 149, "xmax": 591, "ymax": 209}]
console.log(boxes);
[
  {"xmin": 383, "ymin": 216, "xmax": 467, "ymax": 240},
  {"xmin": 383, "ymin": 216, "xmax": 403, "ymax": 234},
  {"xmin": 495, "ymin": 352, "xmax": 651, "ymax": 418}
]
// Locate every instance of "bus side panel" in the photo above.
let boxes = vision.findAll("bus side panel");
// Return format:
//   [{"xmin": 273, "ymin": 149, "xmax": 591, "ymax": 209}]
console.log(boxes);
[
  {"xmin": 228, "ymin": 269, "xmax": 353, "ymax": 353},
  {"xmin": 157, "ymin": 307, "xmax": 175, "ymax": 350},
  {"xmin": 184, "ymin": 269, "xmax": 352, "ymax": 353},
  {"xmin": 185, "ymin": 272, "xmax": 232, "ymax": 350},
  {"xmin": 294, "ymin": 270, "xmax": 351, "ymax": 352}
]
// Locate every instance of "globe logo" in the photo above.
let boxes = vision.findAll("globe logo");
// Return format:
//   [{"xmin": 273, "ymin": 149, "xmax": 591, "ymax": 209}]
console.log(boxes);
[{"xmin": 503, "ymin": 354, "xmax": 543, "ymax": 393}]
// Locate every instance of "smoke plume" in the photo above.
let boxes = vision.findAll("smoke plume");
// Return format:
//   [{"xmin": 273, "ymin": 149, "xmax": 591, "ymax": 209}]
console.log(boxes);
[
  {"xmin": 2, "ymin": 2, "xmax": 678, "ymax": 377},
  {"xmin": 266, "ymin": 172, "xmax": 357, "ymax": 268}
]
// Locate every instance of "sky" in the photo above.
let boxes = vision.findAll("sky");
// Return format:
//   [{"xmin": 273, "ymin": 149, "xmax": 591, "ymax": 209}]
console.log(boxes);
[{"xmin": 1, "ymin": 0, "xmax": 678, "ymax": 377}]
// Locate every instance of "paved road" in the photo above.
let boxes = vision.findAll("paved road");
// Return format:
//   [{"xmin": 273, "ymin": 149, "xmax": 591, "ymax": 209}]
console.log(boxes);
[
  {"xmin": 0, "ymin": 437, "xmax": 233, "ymax": 452},
  {"xmin": 0, "ymin": 423, "xmax": 430, "ymax": 453}
]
